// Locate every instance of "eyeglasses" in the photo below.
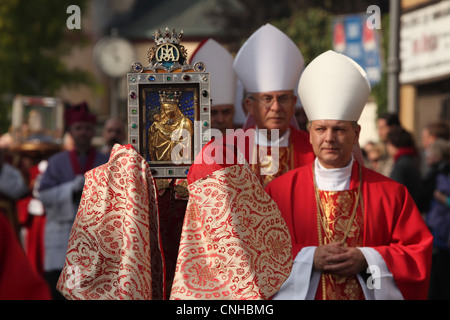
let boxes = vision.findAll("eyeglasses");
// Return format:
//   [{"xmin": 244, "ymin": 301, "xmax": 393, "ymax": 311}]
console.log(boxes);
[{"xmin": 249, "ymin": 94, "xmax": 293, "ymax": 109}]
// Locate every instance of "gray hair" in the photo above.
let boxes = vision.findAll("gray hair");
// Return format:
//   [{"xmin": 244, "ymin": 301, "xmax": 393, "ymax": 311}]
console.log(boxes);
[{"xmin": 307, "ymin": 120, "xmax": 359, "ymax": 130}]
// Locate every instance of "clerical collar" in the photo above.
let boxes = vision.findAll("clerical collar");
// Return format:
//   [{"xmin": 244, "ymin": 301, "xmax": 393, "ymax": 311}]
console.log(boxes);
[
  {"xmin": 314, "ymin": 156, "xmax": 353, "ymax": 191},
  {"xmin": 255, "ymin": 126, "xmax": 290, "ymax": 147}
]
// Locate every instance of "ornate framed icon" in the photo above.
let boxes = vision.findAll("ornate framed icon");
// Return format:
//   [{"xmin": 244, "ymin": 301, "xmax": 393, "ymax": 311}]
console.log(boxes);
[{"xmin": 127, "ymin": 28, "xmax": 211, "ymax": 178}]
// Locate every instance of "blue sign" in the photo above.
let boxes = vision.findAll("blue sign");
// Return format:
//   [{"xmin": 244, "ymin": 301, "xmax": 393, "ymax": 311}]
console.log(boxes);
[{"xmin": 332, "ymin": 14, "xmax": 382, "ymax": 85}]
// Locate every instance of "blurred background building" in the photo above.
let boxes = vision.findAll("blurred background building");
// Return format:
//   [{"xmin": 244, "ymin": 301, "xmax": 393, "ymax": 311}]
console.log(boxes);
[
  {"xmin": 1, "ymin": 0, "xmax": 449, "ymax": 150},
  {"xmin": 400, "ymin": 0, "xmax": 450, "ymax": 145}
]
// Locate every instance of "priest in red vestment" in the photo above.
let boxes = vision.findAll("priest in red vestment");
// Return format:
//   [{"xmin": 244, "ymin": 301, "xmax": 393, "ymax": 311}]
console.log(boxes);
[
  {"xmin": 265, "ymin": 50, "xmax": 433, "ymax": 300},
  {"xmin": 232, "ymin": 23, "xmax": 315, "ymax": 187}
]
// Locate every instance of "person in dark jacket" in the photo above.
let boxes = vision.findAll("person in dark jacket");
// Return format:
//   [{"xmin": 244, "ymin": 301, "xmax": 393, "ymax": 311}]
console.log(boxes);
[
  {"xmin": 419, "ymin": 139, "xmax": 450, "ymax": 213},
  {"xmin": 386, "ymin": 127, "xmax": 422, "ymax": 204}
]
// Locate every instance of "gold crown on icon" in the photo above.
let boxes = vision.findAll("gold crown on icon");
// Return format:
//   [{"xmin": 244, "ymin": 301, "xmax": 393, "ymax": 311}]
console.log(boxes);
[
  {"xmin": 153, "ymin": 27, "xmax": 184, "ymax": 46},
  {"xmin": 159, "ymin": 90, "xmax": 182, "ymax": 103}
]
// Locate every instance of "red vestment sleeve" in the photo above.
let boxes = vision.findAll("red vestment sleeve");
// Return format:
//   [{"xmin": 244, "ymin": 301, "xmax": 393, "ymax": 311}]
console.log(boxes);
[
  {"xmin": 0, "ymin": 213, "xmax": 51, "ymax": 300},
  {"xmin": 361, "ymin": 169, "xmax": 433, "ymax": 300},
  {"xmin": 265, "ymin": 164, "xmax": 318, "ymax": 258},
  {"xmin": 187, "ymin": 139, "xmax": 238, "ymax": 184}
]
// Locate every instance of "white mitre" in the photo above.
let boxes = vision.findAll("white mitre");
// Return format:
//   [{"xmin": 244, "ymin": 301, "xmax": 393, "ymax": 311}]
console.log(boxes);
[
  {"xmin": 299, "ymin": 50, "xmax": 371, "ymax": 121},
  {"xmin": 233, "ymin": 23, "xmax": 304, "ymax": 93},
  {"xmin": 190, "ymin": 39, "xmax": 237, "ymax": 106}
]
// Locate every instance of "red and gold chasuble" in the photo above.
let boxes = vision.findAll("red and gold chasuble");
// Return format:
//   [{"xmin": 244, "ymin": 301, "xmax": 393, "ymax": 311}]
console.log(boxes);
[
  {"xmin": 314, "ymin": 187, "xmax": 365, "ymax": 300},
  {"xmin": 250, "ymin": 144, "xmax": 293, "ymax": 187},
  {"xmin": 170, "ymin": 143, "xmax": 293, "ymax": 300},
  {"xmin": 57, "ymin": 145, "xmax": 164, "ymax": 300},
  {"xmin": 313, "ymin": 164, "xmax": 365, "ymax": 300},
  {"xmin": 249, "ymin": 128, "xmax": 314, "ymax": 187}
]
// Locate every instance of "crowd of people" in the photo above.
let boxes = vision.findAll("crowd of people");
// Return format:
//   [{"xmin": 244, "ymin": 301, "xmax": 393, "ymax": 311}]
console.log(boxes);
[
  {"xmin": 0, "ymin": 23, "xmax": 447, "ymax": 300},
  {"xmin": 0, "ymin": 104, "xmax": 126, "ymax": 299},
  {"xmin": 363, "ymin": 114, "xmax": 450, "ymax": 300}
]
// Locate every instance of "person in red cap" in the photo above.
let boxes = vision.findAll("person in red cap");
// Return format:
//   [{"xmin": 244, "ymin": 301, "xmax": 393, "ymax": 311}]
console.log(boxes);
[{"xmin": 37, "ymin": 102, "xmax": 109, "ymax": 299}]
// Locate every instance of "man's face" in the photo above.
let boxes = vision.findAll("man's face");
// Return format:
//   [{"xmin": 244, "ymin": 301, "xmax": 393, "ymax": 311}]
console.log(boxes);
[
  {"xmin": 245, "ymin": 90, "xmax": 296, "ymax": 135},
  {"xmin": 376, "ymin": 118, "xmax": 389, "ymax": 142},
  {"xmin": 211, "ymin": 104, "xmax": 235, "ymax": 134},
  {"xmin": 421, "ymin": 128, "xmax": 435, "ymax": 151},
  {"xmin": 69, "ymin": 121, "xmax": 95, "ymax": 150},
  {"xmin": 103, "ymin": 119, "xmax": 125, "ymax": 146},
  {"xmin": 309, "ymin": 120, "xmax": 360, "ymax": 169}
]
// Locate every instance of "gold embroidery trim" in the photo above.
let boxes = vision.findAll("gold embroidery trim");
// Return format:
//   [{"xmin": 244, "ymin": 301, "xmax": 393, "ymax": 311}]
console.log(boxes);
[
  {"xmin": 312, "ymin": 162, "xmax": 362, "ymax": 300},
  {"xmin": 251, "ymin": 132, "xmax": 294, "ymax": 186}
]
